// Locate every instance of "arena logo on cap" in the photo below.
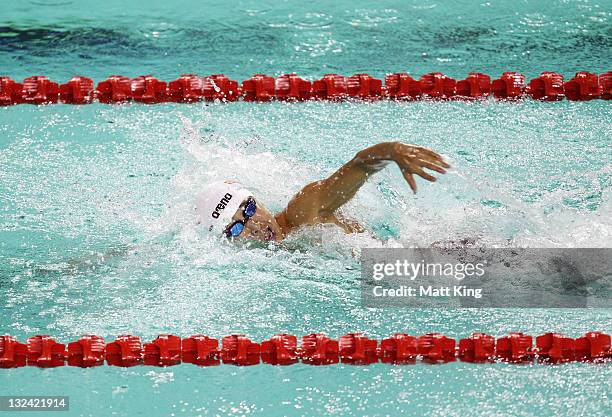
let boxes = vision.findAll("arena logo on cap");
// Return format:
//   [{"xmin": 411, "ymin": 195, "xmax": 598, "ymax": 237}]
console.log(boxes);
[{"xmin": 212, "ymin": 193, "xmax": 233, "ymax": 218}]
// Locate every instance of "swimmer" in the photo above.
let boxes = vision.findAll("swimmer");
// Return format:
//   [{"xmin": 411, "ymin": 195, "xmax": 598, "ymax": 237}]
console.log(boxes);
[{"xmin": 196, "ymin": 142, "xmax": 449, "ymax": 242}]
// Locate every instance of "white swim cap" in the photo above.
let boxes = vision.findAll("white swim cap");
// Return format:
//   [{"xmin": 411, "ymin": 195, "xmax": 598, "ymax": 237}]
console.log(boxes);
[{"xmin": 195, "ymin": 180, "xmax": 253, "ymax": 235}]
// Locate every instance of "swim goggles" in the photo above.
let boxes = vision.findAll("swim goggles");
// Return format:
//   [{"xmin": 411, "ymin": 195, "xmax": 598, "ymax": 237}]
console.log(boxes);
[{"xmin": 225, "ymin": 197, "xmax": 257, "ymax": 238}]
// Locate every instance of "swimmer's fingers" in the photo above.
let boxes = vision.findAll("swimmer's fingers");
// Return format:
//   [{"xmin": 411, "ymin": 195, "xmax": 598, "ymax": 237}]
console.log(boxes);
[
  {"xmin": 432, "ymin": 155, "xmax": 451, "ymax": 169},
  {"xmin": 412, "ymin": 167, "xmax": 437, "ymax": 182},
  {"xmin": 399, "ymin": 156, "xmax": 444, "ymax": 177},
  {"xmin": 418, "ymin": 149, "xmax": 451, "ymax": 168},
  {"xmin": 418, "ymin": 159, "xmax": 447, "ymax": 174},
  {"xmin": 397, "ymin": 144, "xmax": 450, "ymax": 168},
  {"xmin": 401, "ymin": 169, "xmax": 418, "ymax": 193},
  {"xmin": 409, "ymin": 146, "xmax": 450, "ymax": 167}
]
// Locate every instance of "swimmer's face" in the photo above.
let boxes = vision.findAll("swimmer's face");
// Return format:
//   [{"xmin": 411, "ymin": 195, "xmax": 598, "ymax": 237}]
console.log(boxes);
[{"xmin": 226, "ymin": 197, "xmax": 282, "ymax": 242}]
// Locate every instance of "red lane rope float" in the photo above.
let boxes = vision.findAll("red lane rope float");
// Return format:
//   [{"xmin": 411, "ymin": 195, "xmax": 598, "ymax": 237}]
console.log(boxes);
[
  {"xmin": 0, "ymin": 71, "xmax": 611, "ymax": 106},
  {"xmin": 0, "ymin": 332, "xmax": 610, "ymax": 368}
]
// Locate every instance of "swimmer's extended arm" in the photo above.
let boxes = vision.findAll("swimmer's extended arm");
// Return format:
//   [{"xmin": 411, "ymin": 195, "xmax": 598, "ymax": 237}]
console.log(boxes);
[{"xmin": 276, "ymin": 142, "xmax": 450, "ymax": 231}]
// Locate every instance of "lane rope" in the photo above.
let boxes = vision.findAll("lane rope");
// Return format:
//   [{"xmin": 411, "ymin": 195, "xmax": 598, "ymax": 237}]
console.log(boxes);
[
  {"xmin": 1, "ymin": 332, "xmax": 610, "ymax": 367},
  {"xmin": 0, "ymin": 71, "xmax": 610, "ymax": 105}
]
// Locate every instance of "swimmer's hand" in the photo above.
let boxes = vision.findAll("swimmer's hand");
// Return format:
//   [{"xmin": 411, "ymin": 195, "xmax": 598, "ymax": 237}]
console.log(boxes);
[{"xmin": 385, "ymin": 142, "xmax": 450, "ymax": 193}]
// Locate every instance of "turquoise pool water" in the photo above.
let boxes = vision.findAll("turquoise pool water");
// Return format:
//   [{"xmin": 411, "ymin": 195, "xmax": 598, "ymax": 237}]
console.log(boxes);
[{"xmin": 1, "ymin": 1, "xmax": 611, "ymax": 416}]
